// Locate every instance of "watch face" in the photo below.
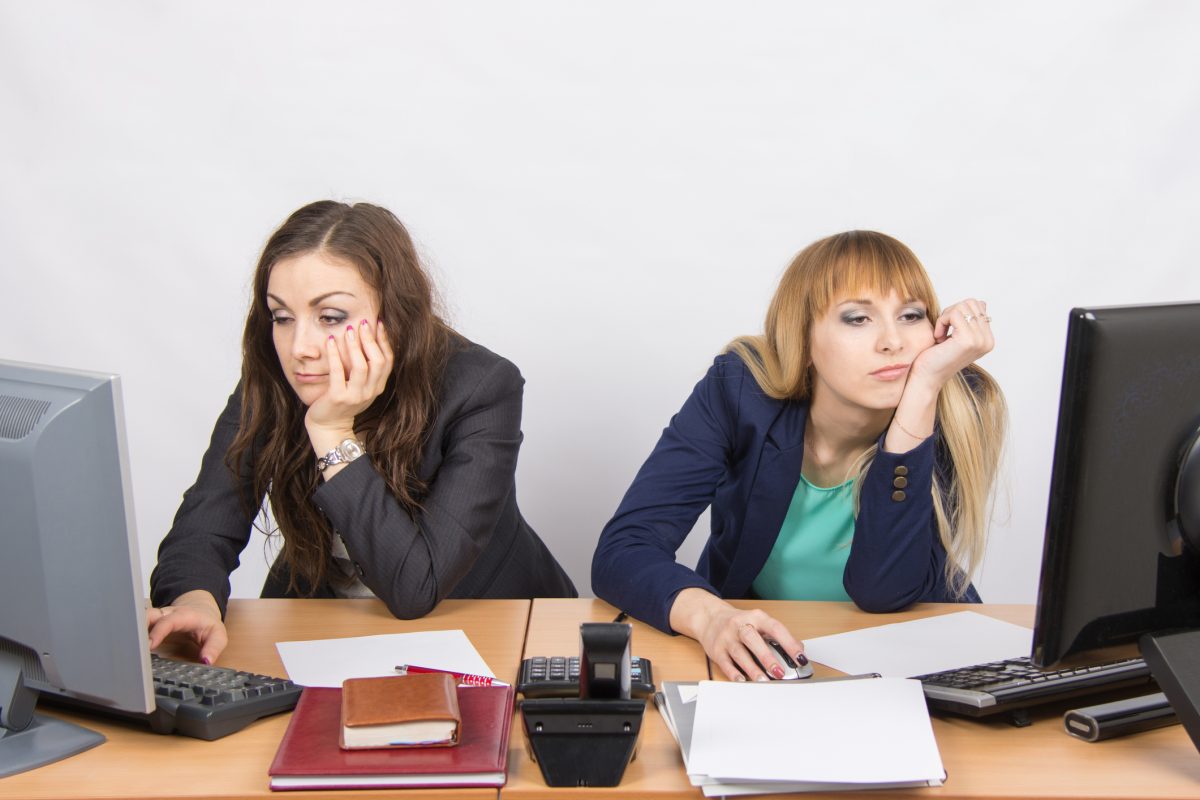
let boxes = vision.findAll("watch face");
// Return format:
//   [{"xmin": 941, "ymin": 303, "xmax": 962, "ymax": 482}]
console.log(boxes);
[{"xmin": 339, "ymin": 439, "xmax": 365, "ymax": 460}]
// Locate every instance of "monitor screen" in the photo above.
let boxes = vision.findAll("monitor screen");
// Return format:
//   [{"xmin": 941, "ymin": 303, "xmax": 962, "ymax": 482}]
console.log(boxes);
[
  {"xmin": 1031, "ymin": 302, "xmax": 1200, "ymax": 668},
  {"xmin": 0, "ymin": 360, "xmax": 154, "ymax": 777}
]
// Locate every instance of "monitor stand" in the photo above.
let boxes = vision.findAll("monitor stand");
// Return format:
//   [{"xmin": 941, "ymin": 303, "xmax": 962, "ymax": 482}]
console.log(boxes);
[
  {"xmin": 1140, "ymin": 629, "xmax": 1200, "ymax": 755},
  {"xmin": 1, "ymin": 652, "xmax": 106, "ymax": 778}
]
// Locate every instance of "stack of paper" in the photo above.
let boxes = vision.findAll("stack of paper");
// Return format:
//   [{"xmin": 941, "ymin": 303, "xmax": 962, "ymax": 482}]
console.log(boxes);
[{"xmin": 658, "ymin": 679, "xmax": 945, "ymax": 796}]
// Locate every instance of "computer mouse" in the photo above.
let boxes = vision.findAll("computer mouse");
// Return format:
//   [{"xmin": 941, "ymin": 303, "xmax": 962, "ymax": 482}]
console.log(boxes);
[{"xmin": 750, "ymin": 638, "xmax": 814, "ymax": 680}]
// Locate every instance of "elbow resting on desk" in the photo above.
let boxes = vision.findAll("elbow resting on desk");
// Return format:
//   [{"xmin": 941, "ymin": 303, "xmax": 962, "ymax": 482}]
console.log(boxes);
[{"xmin": 843, "ymin": 571, "xmax": 935, "ymax": 614}]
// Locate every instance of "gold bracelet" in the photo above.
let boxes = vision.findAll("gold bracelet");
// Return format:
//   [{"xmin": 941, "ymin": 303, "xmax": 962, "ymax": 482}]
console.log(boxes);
[{"xmin": 892, "ymin": 419, "xmax": 932, "ymax": 441}]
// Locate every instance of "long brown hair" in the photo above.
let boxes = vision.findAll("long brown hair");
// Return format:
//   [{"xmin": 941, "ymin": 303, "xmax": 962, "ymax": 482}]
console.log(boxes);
[
  {"xmin": 728, "ymin": 231, "xmax": 1006, "ymax": 595},
  {"xmin": 227, "ymin": 201, "xmax": 455, "ymax": 593}
]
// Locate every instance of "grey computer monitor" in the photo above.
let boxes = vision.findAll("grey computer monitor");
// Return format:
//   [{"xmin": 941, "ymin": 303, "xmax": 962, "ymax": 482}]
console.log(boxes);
[
  {"xmin": 1031, "ymin": 302, "xmax": 1200, "ymax": 668},
  {"xmin": 0, "ymin": 360, "xmax": 154, "ymax": 777}
]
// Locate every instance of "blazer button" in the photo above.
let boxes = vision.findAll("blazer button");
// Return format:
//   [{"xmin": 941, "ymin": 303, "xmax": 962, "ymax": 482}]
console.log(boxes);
[
  {"xmin": 354, "ymin": 562, "xmax": 366, "ymax": 577},
  {"xmin": 892, "ymin": 490, "xmax": 907, "ymax": 502},
  {"xmin": 894, "ymin": 465, "xmax": 909, "ymax": 476},
  {"xmin": 893, "ymin": 476, "xmax": 908, "ymax": 489}
]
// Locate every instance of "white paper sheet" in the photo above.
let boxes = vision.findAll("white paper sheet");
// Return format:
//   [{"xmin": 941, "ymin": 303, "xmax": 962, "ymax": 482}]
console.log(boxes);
[
  {"xmin": 802, "ymin": 610, "xmax": 1032, "ymax": 677},
  {"xmin": 688, "ymin": 679, "xmax": 945, "ymax": 785},
  {"xmin": 275, "ymin": 629, "xmax": 494, "ymax": 687}
]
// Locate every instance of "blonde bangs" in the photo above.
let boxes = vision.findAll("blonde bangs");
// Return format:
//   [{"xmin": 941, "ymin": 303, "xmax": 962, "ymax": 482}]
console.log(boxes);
[{"xmin": 802, "ymin": 233, "xmax": 941, "ymax": 322}]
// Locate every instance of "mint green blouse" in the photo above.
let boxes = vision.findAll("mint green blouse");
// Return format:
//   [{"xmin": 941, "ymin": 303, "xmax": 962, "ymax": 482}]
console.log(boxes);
[{"xmin": 751, "ymin": 475, "xmax": 855, "ymax": 601}]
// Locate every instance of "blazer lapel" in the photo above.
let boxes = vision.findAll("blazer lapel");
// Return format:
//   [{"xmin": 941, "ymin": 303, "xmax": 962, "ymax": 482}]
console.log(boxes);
[{"xmin": 724, "ymin": 402, "xmax": 808, "ymax": 597}]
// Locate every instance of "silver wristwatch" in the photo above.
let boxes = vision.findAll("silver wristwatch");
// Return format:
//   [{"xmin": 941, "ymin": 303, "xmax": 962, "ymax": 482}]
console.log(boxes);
[{"xmin": 316, "ymin": 438, "xmax": 366, "ymax": 472}]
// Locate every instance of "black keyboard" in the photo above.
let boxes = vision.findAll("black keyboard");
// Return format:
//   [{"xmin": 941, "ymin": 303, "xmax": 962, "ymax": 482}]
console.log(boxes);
[
  {"xmin": 53, "ymin": 654, "xmax": 303, "ymax": 740},
  {"xmin": 917, "ymin": 655, "xmax": 1154, "ymax": 719}
]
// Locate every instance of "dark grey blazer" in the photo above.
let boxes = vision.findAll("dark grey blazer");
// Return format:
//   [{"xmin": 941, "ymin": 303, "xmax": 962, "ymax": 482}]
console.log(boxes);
[{"xmin": 150, "ymin": 340, "xmax": 576, "ymax": 617}]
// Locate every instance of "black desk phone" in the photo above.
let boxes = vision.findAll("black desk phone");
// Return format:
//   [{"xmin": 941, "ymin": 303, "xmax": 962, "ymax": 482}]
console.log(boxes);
[{"xmin": 517, "ymin": 654, "xmax": 654, "ymax": 698}]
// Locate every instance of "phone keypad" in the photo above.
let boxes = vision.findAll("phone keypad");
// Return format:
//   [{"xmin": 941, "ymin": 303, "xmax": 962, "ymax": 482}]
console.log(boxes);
[{"xmin": 518, "ymin": 656, "xmax": 654, "ymax": 698}]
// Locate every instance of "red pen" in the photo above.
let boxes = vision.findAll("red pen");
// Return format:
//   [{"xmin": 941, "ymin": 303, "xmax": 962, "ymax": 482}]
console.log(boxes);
[{"xmin": 394, "ymin": 664, "xmax": 508, "ymax": 687}]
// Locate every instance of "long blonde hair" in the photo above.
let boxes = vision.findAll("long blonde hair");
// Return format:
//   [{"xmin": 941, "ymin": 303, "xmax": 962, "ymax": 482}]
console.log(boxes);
[{"xmin": 728, "ymin": 231, "xmax": 1006, "ymax": 596}]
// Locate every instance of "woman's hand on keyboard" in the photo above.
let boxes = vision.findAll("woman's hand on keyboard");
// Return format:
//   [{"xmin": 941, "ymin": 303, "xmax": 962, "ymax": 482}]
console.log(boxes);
[{"xmin": 147, "ymin": 589, "xmax": 228, "ymax": 665}]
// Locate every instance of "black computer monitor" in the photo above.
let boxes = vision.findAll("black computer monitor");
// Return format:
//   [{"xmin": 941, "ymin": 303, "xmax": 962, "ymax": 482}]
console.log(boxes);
[
  {"xmin": 0, "ymin": 360, "xmax": 154, "ymax": 778},
  {"xmin": 1031, "ymin": 302, "xmax": 1200, "ymax": 669}
]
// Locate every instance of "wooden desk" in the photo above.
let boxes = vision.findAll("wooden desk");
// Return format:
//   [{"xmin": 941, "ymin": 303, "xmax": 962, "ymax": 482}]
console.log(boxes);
[
  {"xmin": 510, "ymin": 599, "xmax": 1200, "ymax": 800},
  {"xmin": 1, "ymin": 599, "xmax": 530, "ymax": 800}
]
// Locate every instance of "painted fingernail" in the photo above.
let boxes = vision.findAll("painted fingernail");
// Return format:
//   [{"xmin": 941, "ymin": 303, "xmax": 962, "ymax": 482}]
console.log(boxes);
[
  {"xmin": 361, "ymin": 319, "xmax": 369, "ymax": 327},
  {"xmin": 797, "ymin": 654, "xmax": 809, "ymax": 666},
  {"xmin": 201, "ymin": 656, "xmax": 211, "ymax": 665},
  {"xmin": 328, "ymin": 335, "xmax": 335, "ymax": 342},
  {"xmin": 771, "ymin": 665, "xmax": 785, "ymax": 679}
]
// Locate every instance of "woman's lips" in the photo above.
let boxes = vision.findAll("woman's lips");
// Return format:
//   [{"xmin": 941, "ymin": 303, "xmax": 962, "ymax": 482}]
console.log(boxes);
[
  {"xmin": 294, "ymin": 373, "xmax": 328, "ymax": 384},
  {"xmin": 871, "ymin": 364, "xmax": 910, "ymax": 381}
]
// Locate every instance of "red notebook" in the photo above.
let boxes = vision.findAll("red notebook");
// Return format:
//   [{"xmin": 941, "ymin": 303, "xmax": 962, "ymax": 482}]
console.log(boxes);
[{"xmin": 268, "ymin": 685, "xmax": 514, "ymax": 790}]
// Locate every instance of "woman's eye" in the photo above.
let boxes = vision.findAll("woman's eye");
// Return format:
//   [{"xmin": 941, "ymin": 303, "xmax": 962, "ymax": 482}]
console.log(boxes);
[
  {"xmin": 900, "ymin": 310, "xmax": 927, "ymax": 322},
  {"xmin": 841, "ymin": 314, "xmax": 869, "ymax": 326},
  {"xmin": 320, "ymin": 312, "xmax": 348, "ymax": 326},
  {"xmin": 270, "ymin": 314, "xmax": 293, "ymax": 325}
]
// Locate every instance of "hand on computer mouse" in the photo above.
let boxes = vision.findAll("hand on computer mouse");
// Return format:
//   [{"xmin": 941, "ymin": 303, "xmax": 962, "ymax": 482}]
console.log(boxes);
[
  {"xmin": 749, "ymin": 638, "xmax": 814, "ymax": 680},
  {"xmin": 668, "ymin": 590, "xmax": 807, "ymax": 681}
]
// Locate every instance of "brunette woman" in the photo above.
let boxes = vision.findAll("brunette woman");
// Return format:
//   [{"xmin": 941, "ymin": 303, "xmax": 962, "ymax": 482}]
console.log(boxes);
[{"xmin": 148, "ymin": 201, "xmax": 575, "ymax": 663}]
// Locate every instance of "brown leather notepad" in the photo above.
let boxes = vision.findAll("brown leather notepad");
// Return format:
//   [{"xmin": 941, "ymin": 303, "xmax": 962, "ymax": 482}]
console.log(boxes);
[{"xmin": 340, "ymin": 673, "xmax": 461, "ymax": 749}]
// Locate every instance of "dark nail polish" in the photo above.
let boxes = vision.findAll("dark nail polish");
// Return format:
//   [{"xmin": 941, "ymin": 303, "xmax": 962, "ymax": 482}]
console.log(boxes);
[
  {"xmin": 797, "ymin": 653, "xmax": 809, "ymax": 666},
  {"xmin": 201, "ymin": 656, "xmax": 211, "ymax": 665},
  {"xmin": 361, "ymin": 319, "xmax": 369, "ymax": 326}
]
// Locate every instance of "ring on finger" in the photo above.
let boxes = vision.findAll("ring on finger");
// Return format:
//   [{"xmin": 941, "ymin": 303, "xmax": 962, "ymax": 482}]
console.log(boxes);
[{"xmin": 964, "ymin": 313, "xmax": 977, "ymax": 323}]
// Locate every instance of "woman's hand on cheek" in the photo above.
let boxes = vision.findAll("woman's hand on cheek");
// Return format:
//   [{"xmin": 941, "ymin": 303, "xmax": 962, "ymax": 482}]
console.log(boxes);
[
  {"xmin": 305, "ymin": 319, "xmax": 395, "ymax": 439},
  {"xmin": 909, "ymin": 299, "xmax": 994, "ymax": 392}
]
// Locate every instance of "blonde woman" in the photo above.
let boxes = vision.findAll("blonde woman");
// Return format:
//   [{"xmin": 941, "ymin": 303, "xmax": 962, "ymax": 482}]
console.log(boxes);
[{"xmin": 591, "ymin": 231, "xmax": 1005, "ymax": 682}]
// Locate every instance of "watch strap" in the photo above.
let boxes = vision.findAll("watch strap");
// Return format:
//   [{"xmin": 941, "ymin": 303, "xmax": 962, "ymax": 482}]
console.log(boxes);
[{"xmin": 317, "ymin": 438, "xmax": 366, "ymax": 472}]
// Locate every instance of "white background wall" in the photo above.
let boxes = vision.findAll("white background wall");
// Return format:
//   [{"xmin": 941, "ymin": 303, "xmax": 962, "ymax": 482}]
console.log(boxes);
[{"xmin": 4, "ymin": 1, "xmax": 1199, "ymax": 607}]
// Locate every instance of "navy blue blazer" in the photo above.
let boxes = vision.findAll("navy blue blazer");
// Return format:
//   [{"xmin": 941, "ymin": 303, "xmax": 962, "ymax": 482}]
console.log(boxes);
[{"xmin": 591, "ymin": 352, "xmax": 980, "ymax": 633}]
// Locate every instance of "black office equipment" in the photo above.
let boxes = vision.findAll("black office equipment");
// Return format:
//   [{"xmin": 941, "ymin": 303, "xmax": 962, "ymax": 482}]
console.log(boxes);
[
  {"xmin": 1063, "ymin": 691, "xmax": 1177, "ymax": 742},
  {"xmin": 520, "ymin": 698, "xmax": 644, "ymax": 787},
  {"xmin": 922, "ymin": 303, "xmax": 1200, "ymax": 728},
  {"xmin": 45, "ymin": 655, "xmax": 302, "ymax": 741},
  {"xmin": 520, "ymin": 622, "xmax": 645, "ymax": 786},
  {"xmin": 918, "ymin": 655, "xmax": 1153, "ymax": 722},
  {"xmin": 1140, "ymin": 630, "xmax": 1200, "ymax": 752},
  {"xmin": 579, "ymin": 622, "xmax": 633, "ymax": 699},
  {"xmin": 1031, "ymin": 303, "xmax": 1200, "ymax": 668},
  {"xmin": 518, "ymin": 656, "xmax": 654, "ymax": 699}
]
